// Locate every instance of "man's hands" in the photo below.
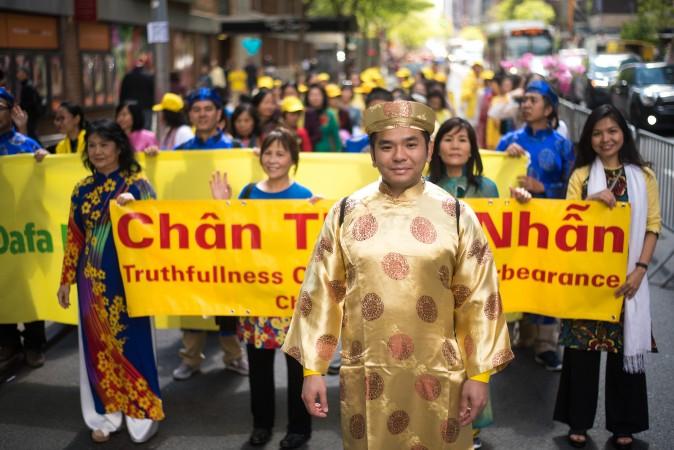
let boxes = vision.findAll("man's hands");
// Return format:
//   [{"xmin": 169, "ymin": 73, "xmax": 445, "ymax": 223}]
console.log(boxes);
[
  {"xmin": 301, "ymin": 375, "xmax": 329, "ymax": 418},
  {"xmin": 458, "ymin": 379, "xmax": 489, "ymax": 426}
]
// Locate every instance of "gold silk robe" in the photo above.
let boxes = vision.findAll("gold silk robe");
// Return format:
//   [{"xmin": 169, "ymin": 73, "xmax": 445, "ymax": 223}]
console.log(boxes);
[{"xmin": 282, "ymin": 179, "xmax": 514, "ymax": 450}]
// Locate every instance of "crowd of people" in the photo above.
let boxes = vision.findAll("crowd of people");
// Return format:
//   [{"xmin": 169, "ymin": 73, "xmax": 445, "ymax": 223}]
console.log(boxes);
[{"xmin": 0, "ymin": 58, "xmax": 662, "ymax": 450}]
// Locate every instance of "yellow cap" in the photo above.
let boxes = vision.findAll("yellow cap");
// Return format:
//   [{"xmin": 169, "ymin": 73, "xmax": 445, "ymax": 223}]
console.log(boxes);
[
  {"xmin": 298, "ymin": 83, "xmax": 308, "ymax": 93},
  {"xmin": 434, "ymin": 73, "xmax": 447, "ymax": 83},
  {"xmin": 325, "ymin": 83, "xmax": 342, "ymax": 98},
  {"xmin": 152, "ymin": 92, "xmax": 184, "ymax": 112},
  {"xmin": 395, "ymin": 67, "xmax": 411, "ymax": 78},
  {"xmin": 480, "ymin": 70, "xmax": 495, "ymax": 80},
  {"xmin": 354, "ymin": 81, "xmax": 376, "ymax": 95},
  {"xmin": 280, "ymin": 96, "xmax": 305, "ymax": 113},
  {"xmin": 317, "ymin": 72, "xmax": 330, "ymax": 82},
  {"xmin": 363, "ymin": 101, "xmax": 436, "ymax": 135},
  {"xmin": 273, "ymin": 79, "xmax": 282, "ymax": 88},
  {"xmin": 471, "ymin": 59, "xmax": 485, "ymax": 68},
  {"xmin": 360, "ymin": 67, "xmax": 383, "ymax": 84},
  {"xmin": 257, "ymin": 76, "xmax": 274, "ymax": 89},
  {"xmin": 421, "ymin": 67, "xmax": 434, "ymax": 80},
  {"xmin": 401, "ymin": 78, "xmax": 414, "ymax": 90}
]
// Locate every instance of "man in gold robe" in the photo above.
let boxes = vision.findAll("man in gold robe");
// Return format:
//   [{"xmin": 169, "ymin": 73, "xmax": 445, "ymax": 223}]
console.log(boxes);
[{"xmin": 282, "ymin": 100, "xmax": 513, "ymax": 449}]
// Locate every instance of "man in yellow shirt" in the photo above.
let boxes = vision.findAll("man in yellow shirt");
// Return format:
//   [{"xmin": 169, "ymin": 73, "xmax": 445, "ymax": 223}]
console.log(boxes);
[{"xmin": 282, "ymin": 101, "xmax": 513, "ymax": 449}]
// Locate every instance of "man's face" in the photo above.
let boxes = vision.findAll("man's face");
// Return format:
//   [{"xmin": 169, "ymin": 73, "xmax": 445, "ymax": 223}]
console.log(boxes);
[
  {"xmin": 0, "ymin": 99, "xmax": 12, "ymax": 133},
  {"xmin": 520, "ymin": 92, "xmax": 551, "ymax": 124},
  {"xmin": 189, "ymin": 100, "xmax": 221, "ymax": 134},
  {"xmin": 371, "ymin": 127, "xmax": 430, "ymax": 192}
]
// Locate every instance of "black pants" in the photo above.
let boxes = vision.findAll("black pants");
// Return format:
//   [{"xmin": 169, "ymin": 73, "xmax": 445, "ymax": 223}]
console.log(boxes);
[
  {"xmin": 246, "ymin": 344, "xmax": 311, "ymax": 435},
  {"xmin": 553, "ymin": 347, "xmax": 649, "ymax": 434},
  {"xmin": 0, "ymin": 321, "xmax": 46, "ymax": 351}
]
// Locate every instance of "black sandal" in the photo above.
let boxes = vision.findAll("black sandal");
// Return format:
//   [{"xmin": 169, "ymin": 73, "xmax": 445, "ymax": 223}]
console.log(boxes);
[
  {"xmin": 567, "ymin": 429, "xmax": 587, "ymax": 448},
  {"xmin": 611, "ymin": 434, "xmax": 633, "ymax": 450}
]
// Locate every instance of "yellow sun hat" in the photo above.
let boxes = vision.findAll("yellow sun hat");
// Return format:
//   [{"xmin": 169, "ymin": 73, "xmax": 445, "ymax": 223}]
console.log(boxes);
[
  {"xmin": 395, "ymin": 67, "xmax": 411, "ymax": 78},
  {"xmin": 316, "ymin": 72, "xmax": 330, "ymax": 82},
  {"xmin": 325, "ymin": 83, "xmax": 342, "ymax": 98},
  {"xmin": 280, "ymin": 96, "xmax": 305, "ymax": 113},
  {"xmin": 257, "ymin": 76, "xmax": 274, "ymax": 90},
  {"xmin": 298, "ymin": 83, "xmax": 308, "ymax": 93}
]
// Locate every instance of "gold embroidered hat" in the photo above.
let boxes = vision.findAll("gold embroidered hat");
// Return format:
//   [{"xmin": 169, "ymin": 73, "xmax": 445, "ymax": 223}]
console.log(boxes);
[{"xmin": 363, "ymin": 101, "xmax": 436, "ymax": 135}]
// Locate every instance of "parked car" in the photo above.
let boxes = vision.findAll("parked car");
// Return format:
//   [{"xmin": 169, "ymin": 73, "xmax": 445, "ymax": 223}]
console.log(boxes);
[
  {"xmin": 585, "ymin": 53, "xmax": 641, "ymax": 108},
  {"xmin": 610, "ymin": 62, "xmax": 674, "ymax": 132}
]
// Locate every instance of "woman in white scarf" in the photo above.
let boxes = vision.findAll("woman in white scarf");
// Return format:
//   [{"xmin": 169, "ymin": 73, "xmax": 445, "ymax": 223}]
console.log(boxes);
[{"xmin": 553, "ymin": 104, "xmax": 661, "ymax": 450}]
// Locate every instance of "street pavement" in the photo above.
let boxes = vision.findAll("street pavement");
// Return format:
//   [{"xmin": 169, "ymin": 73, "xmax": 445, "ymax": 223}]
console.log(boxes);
[{"xmin": 1, "ymin": 229, "xmax": 673, "ymax": 450}]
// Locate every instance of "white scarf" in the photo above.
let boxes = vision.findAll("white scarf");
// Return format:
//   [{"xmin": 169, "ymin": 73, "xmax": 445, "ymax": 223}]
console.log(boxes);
[{"xmin": 587, "ymin": 158, "xmax": 650, "ymax": 373}]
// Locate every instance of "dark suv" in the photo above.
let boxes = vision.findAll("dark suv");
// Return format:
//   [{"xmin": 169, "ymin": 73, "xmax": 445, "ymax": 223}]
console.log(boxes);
[{"xmin": 610, "ymin": 62, "xmax": 674, "ymax": 132}]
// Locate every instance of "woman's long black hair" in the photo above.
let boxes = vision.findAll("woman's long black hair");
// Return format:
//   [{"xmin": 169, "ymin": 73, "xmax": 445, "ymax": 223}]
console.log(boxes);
[
  {"xmin": 230, "ymin": 102, "xmax": 260, "ymax": 139},
  {"xmin": 115, "ymin": 101, "xmax": 145, "ymax": 131},
  {"xmin": 575, "ymin": 104, "xmax": 649, "ymax": 169},
  {"xmin": 83, "ymin": 119, "xmax": 141, "ymax": 174},
  {"xmin": 428, "ymin": 117, "xmax": 483, "ymax": 188},
  {"xmin": 305, "ymin": 84, "xmax": 328, "ymax": 111},
  {"xmin": 59, "ymin": 101, "xmax": 87, "ymax": 131}
]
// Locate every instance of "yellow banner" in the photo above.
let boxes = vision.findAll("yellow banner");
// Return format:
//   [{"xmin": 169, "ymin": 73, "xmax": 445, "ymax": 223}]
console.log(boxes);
[
  {"xmin": 471, "ymin": 199, "xmax": 629, "ymax": 322},
  {"xmin": 111, "ymin": 198, "xmax": 629, "ymax": 322},
  {"xmin": 0, "ymin": 150, "xmax": 526, "ymax": 326}
]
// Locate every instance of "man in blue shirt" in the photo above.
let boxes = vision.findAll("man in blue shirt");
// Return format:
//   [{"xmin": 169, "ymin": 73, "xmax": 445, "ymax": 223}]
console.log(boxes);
[
  {"xmin": 0, "ymin": 87, "xmax": 48, "ymax": 158},
  {"xmin": 0, "ymin": 87, "xmax": 48, "ymax": 369},
  {"xmin": 496, "ymin": 80, "xmax": 574, "ymax": 372},
  {"xmin": 175, "ymin": 87, "xmax": 234, "ymax": 150}
]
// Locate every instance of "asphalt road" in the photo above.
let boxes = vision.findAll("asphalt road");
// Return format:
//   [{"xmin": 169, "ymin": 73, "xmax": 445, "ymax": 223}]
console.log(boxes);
[{"xmin": 2, "ymin": 230, "xmax": 673, "ymax": 450}]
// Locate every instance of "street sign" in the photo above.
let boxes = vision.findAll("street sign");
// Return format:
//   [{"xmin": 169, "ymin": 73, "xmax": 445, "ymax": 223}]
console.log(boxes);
[{"xmin": 147, "ymin": 21, "xmax": 169, "ymax": 43}]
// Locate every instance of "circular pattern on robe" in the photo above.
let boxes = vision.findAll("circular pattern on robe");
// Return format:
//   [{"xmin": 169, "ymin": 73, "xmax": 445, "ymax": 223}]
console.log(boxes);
[
  {"xmin": 492, "ymin": 348, "xmax": 515, "ymax": 367},
  {"xmin": 451, "ymin": 284, "xmax": 472, "ymax": 308},
  {"xmin": 387, "ymin": 333, "xmax": 415, "ymax": 360},
  {"xmin": 442, "ymin": 198, "xmax": 458, "ymax": 217},
  {"xmin": 410, "ymin": 216, "xmax": 437, "ymax": 244},
  {"xmin": 298, "ymin": 291, "xmax": 312, "ymax": 317},
  {"xmin": 349, "ymin": 414, "xmax": 365, "ymax": 439},
  {"xmin": 286, "ymin": 346, "xmax": 302, "ymax": 363},
  {"xmin": 365, "ymin": 372, "xmax": 384, "ymax": 400},
  {"xmin": 387, "ymin": 410, "xmax": 410, "ymax": 434},
  {"xmin": 381, "ymin": 252, "xmax": 410, "ymax": 280},
  {"xmin": 484, "ymin": 292, "xmax": 503, "ymax": 320},
  {"xmin": 440, "ymin": 418, "xmax": 460, "ymax": 443},
  {"xmin": 464, "ymin": 335, "xmax": 475, "ymax": 358},
  {"xmin": 350, "ymin": 340, "xmax": 363, "ymax": 362},
  {"xmin": 468, "ymin": 239, "xmax": 492, "ymax": 265},
  {"xmin": 329, "ymin": 280, "xmax": 347, "ymax": 302},
  {"xmin": 414, "ymin": 374, "xmax": 441, "ymax": 401},
  {"xmin": 416, "ymin": 296, "xmax": 438, "ymax": 323},
  {"xmin": 361, "ymin": 293, "xmax": 384, "ymax": 321},
  {"xmin": 441, "ymin": 340, "xmax": 459, "ymax": 366},
  {"xmin": 410, "ymin": 445, "xmax": 429, "ymax": 450},
  {"xmin": 353, "ymin": 214, "xmax": 378, "ymax": 241},
  {"xmin": 438, "ymin": 265, "xmax": 451, "ymax": 289},
  {"xmin": 314, "ymin": 237, "xmax": 333, "ymax": 261},
  {"xmin": 316, "ymin": 334, "xmax": 338, "ymax": 361}
]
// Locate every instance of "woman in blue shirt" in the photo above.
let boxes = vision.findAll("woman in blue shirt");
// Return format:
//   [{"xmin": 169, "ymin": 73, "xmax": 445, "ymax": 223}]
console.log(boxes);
[{"xmin": 210, "ymin": 127, "xmax": 312, "ymax": 450}]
